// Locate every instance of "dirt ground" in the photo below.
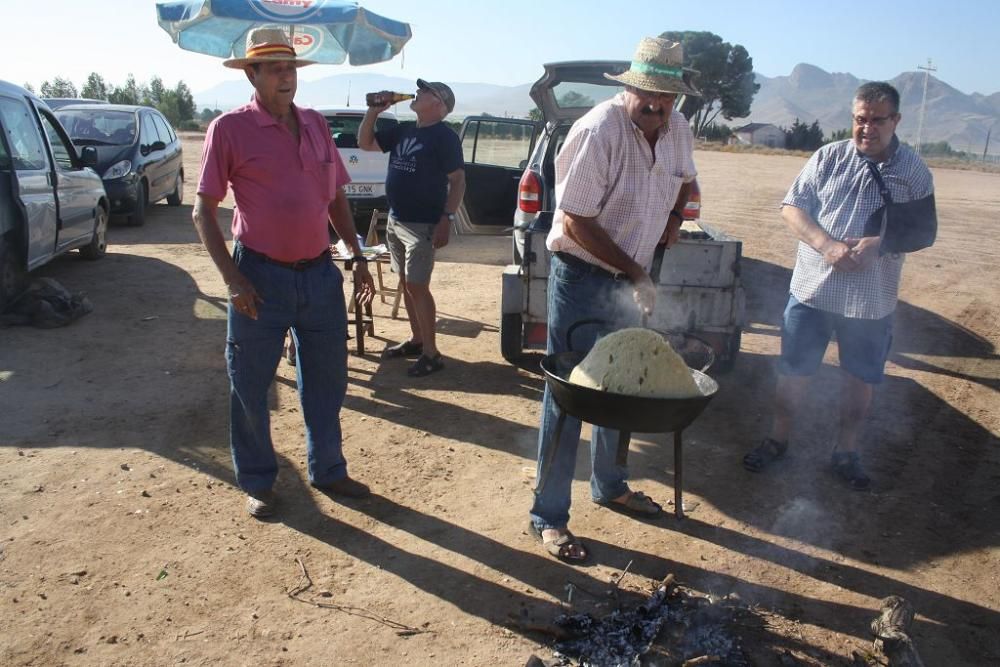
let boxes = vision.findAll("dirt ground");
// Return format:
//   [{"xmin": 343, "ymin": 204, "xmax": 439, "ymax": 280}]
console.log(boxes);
[{"xmin": 1, "ymin": 132, "xmax": 998, "ymax": 667}]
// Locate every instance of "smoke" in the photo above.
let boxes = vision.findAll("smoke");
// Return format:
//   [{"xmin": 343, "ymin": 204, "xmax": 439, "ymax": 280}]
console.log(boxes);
[
  {"xmin": 607, "ymin": 283, "xmax": 644, "ymax": 329},
  {"xmin": 769, "ymin": 497, "xmax": 833, "ymax": 550}
]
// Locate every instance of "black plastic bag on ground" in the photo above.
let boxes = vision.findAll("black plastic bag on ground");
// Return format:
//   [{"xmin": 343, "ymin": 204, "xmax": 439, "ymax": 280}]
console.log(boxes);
[{"xmin": 0, "ymin": 277, "xmax": 93, "ymax": 328}]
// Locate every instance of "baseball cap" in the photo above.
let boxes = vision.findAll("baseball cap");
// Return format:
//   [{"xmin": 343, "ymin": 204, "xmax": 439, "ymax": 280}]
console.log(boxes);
[{"xmin": 417, "ymin": 79, "xmax": 455, "ymax": 113}]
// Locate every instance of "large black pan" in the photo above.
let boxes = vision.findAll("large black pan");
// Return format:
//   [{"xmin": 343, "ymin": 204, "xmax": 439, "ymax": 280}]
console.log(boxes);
[
  {"xmin": 537, "ymin": 320, "xmax": 720, "ymax": 518},
  {"xmin": 540, "ymin": 318, "xmax": 719, "ymax": 432},
  {"xmin": 540, "ymin": 351, "xmax": 717, "ymax": 433}
]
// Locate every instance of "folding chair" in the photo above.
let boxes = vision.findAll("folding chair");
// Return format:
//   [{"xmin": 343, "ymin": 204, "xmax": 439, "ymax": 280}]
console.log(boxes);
[{"xmin": 364, "ymin": 210, "xmax": 405, "ymax": 319}]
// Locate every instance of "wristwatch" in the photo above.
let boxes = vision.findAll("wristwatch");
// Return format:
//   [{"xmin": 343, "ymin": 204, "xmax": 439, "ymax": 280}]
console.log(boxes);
[
  {"xmin": 445, "ymin": 212, "xmax": 457, "ymax": 223},
  {"xmin": 348, "ymin": 255, "xmax": 368, "ymax": 269}
]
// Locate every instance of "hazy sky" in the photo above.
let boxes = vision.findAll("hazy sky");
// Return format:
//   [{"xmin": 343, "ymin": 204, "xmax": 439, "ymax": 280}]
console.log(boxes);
[{"xmin": 7, "ymin": 0, "xmax": 998, "ymax": 99}]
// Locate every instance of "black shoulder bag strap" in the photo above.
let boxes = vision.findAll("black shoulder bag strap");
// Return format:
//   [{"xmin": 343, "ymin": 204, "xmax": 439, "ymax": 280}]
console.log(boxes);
[{"xmin": 865, "ymin": 160, "xmax": 893, "ymax": 240}]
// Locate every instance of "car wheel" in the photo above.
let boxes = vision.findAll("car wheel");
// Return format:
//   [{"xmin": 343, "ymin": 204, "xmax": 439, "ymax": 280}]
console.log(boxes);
[
  {"xmin": 0, "ymin": 235, "xmax": 28, "ymax": 313},
  {"xmin": 166, "ymin": 172, "xmax": 183, "ymax": 206},
  {"xmin": 127, "ymin": 181, "xmax": 147, "ymax": 226},
  {"xmin": 500, "ymin": 312, "xmax": 523, "ymax": 364},
  {"xmin": 80, "ymin": 205, "xmax": 109, "ymax": 260}
]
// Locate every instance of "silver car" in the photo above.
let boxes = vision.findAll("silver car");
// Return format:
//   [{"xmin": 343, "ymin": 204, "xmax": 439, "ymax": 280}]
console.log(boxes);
[{"xmin": 0, "ymin": 80, "xmax": 109, "ymax": 311}]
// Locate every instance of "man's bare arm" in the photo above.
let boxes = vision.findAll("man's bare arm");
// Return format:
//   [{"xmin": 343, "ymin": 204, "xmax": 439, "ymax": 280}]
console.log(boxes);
[
  {"xmin": 192, "ymin": 194, "xmax": 241, "ymax": 286},
  {"xmin": 357, "ymin": 104, "xmax": 387, "ymax": 152},
  {"xmin": 660, "ymin": 180, "xmax": 692, "ymax": 246},
  {"xmin": 327, "ymin": 187, "xmax": 364, "ymax": 254},
  {"xmin": 562, "ymin": 211, "xmax": 655, "ymax": 313},
  {"xmin": 432, "ymin": 168, "xmax": 466, "ymax": 249},
  {"xmin": 781, "ymin": 204, "xmax": 858, "ymax": 271},
  {"xmin": 193, "ymin": 193, "xmax": 262, "ymax": 317},
  {"xmin": 562, "ymin": 212, "xmax": 643, "ymax": 280},
  {"xmin": 328, "ymin": 187, "xmax": 375, "ymax": 302},
  {"xmin": 443, "ymin": 168, "xmax": 465, "ymax": 217}
]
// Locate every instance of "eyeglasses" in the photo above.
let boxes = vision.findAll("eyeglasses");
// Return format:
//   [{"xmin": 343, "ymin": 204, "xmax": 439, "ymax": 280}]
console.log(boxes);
[{"xmin": 853, "ymin": 115, "xmax": 896, "ymax": 128}]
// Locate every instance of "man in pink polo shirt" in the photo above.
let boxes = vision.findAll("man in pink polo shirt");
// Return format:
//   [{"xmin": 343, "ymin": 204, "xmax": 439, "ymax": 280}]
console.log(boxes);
[{"xmin": 193, "ymin": 28, "xmax": 375, "ymax": 519}]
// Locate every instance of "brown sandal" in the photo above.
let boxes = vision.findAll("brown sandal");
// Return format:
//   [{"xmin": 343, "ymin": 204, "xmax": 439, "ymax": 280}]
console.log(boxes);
[
  {"xmin": 593, "ymin": 490, "xmax": 663, "ymax": 518},
  {"xmin": 382, "ymin": 340, "xmax": 423, "ymax": 359},
  {"xmin": 528, "ymin": 521, "xmax": 588, "ymax": 562},
  {"xmin": 743, "ymin": 437, "xmax": 788, "ymax": 472}
]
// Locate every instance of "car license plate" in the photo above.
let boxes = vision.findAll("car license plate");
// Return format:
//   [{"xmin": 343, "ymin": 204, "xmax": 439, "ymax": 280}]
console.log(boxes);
[{"xmin": 344, "ymin": 183, "xmax": 384, "ymax": 197}]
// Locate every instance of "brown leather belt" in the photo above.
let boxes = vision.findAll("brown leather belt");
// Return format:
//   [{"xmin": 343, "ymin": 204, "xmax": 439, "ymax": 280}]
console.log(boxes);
[{"xmin": 240, "ymin": 244, "xmax": 330, "ymax": 270}]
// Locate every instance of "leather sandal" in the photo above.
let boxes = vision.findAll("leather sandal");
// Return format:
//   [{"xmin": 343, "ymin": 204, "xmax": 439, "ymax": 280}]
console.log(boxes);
[
  {"xmin": 528, "ymin": 521, "xmax": 588, "ymax": 563},
  {"xmin": 407, "ymin": 353, "xmax": 444, "ymax": 377},
  {"xmin": 593, "ymin": 490, "xmax": 663, "ymax": 518},
  {"xmin": 831, "ymin": 451, "xmax": 871, "ymax": 490},
  {"xmin": 382, "ymin": 340, "xmax": 423, "ymax": 359},
  {"xmin": 743, "ymin": 437, "xmax": 788, "ymax": 472}
]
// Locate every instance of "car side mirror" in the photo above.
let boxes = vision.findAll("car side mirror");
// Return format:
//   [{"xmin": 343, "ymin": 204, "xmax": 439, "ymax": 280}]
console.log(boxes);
[
  {"xmin": 518, "ymin": 159, "xmax": 528, "ymax": 169},
  {"xmin": 79, "ymin": 145, "xmax": 98, "ymax": 167},
  {"xmin": 151, "ymin": 140, "xmax": 166, "ymax": 152}
]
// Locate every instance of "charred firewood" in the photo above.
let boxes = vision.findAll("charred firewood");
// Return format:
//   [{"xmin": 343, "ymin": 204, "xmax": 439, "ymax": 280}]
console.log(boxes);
[{"xmin": 870, "ymin": 596, "xmax": 925, "ymax": 667}]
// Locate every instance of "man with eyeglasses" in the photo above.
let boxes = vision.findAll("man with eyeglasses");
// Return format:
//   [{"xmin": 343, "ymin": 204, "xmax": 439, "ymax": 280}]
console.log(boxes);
[
  {"xmin": 742, "ymin": 82, "xmax": 934, "ymax": 490},
  {"xmin": 528, "ymin": 37, "xmax": 699, "ymax": 563},
  {"xmin": 359, "ymin": 80, "xmax": 465, "ymax": 378}
]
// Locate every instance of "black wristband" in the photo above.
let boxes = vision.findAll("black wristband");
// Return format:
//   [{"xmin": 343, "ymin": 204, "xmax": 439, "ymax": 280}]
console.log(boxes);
[
  {"xmin": 348, "ymin": 255, "xmax": 368, "ymax": 269},
  {"xmin": 669, "ymin": 209, "xmax": 684, "ymax": 222}
]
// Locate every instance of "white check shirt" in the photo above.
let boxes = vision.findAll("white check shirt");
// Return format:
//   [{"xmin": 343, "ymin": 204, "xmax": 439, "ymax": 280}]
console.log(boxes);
[
  {"xmin": 547, "ymin": 93, "xmax": 697, "ymax": 272},
  {"xmin": 784, "ymin": 138, "xmax": 933, "ymax": 319}
]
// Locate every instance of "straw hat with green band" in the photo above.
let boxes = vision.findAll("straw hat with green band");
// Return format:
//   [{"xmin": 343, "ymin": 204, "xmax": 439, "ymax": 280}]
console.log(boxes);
[
  {"xmin": 223, "ymin": 28, "xmax": 316, "ymax": 69},
  {"xmin": 604, "ymin": 37, "xmax": 699, "ymax": 96}
]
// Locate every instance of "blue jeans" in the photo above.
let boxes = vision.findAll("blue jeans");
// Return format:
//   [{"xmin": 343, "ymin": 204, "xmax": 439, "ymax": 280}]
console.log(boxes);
[
  {"xmin": 227, "ymin": 242, "xmax": 349, "ymax": 493},
  {"xmin": 529, "ymin": 253, "xmax": 642, "ymax": 530}
]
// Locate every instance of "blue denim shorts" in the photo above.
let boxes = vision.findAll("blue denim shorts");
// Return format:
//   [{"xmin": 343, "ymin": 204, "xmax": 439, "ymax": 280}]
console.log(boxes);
[{"xmin": 779, "ymin": 295, "xmax": 893, "ymax": 384}]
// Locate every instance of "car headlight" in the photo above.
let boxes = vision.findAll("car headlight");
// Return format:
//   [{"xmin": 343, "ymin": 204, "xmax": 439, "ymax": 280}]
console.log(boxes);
[{"xmin": 103, "ymin": 160, "xmax": 132, "ymax": 180}]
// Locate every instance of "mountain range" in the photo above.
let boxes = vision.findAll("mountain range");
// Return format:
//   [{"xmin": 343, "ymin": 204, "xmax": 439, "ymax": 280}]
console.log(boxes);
[
  {"xmin": 194, "ymin": 64, "xmax": 1000, "ymax": 155},
  {"xmin": 747, "ymin": 64, "xmax": 999, "ymax": 155}
]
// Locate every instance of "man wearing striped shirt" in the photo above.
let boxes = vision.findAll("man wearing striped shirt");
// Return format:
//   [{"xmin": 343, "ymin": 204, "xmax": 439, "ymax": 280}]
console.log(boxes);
[
  {"xmin": 529, "ymin": 37, "xmax": 699, "ymax": 563},
  {"xmin": 742, "ymin": 82, "xmax": 934, "ymax": 490}
]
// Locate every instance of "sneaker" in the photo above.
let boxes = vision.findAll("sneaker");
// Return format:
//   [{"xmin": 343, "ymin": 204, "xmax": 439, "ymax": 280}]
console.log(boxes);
[
  {"xmin": 831, "ymin": 451, "xmax": 871, "ymax": 490},
  {"xmin": 311, "ymin": 476, "xmax": 370, "ymax": 499},
  {"xmin": 246, "ymin": 489, "xmax": 278, "ymax": 518}
]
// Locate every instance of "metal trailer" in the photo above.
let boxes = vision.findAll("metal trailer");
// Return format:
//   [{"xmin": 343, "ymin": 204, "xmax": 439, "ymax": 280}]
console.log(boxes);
[{"xmin": 501, "ymin": 213, "xmax": 746, "ymax": 371}]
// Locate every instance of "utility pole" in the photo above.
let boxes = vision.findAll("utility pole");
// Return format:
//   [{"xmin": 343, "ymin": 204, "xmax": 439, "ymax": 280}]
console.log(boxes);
[{"xmin": 915, "ymin": 58, "xmax": 936, "ymax": 155}]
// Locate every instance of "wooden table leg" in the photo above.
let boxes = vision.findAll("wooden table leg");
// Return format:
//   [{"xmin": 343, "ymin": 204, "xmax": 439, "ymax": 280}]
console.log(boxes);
[{"xmin": 352, "ymin": 282, "xmax": 364, "ymax": 355}]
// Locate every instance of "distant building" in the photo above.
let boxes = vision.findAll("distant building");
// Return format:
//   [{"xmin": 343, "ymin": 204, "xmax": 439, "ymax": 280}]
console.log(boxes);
[{"xmin": 731, "ymin": 123, "xmax": 785, "ymax": 148}]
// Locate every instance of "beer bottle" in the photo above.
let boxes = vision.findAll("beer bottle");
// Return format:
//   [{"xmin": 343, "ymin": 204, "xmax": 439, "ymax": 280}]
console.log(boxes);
[{"xmin": 365, "ymin": 91, "xmax": 415, "ymax": 107}]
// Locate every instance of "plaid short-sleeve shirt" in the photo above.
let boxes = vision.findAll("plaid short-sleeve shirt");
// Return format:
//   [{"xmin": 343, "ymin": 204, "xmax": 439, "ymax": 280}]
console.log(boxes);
[
  {"xmin": 783, "ymin": 138, "xmax": 933, "ymax": 319},
  {"xmin": 546, "ymin": 94, "xmax": 697, "ymax": 272}
]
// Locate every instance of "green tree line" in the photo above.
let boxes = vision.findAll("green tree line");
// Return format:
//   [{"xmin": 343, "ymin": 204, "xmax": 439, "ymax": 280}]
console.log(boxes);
[{"xmin": 25, "ymin": 73, "xmax": 199, "ymax": 130}]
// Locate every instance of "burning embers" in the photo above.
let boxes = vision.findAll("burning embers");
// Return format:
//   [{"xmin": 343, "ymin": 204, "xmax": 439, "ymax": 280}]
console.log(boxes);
[{"xmin": 544, "ymin": 575, "xmax": 750, "ymax": 666}]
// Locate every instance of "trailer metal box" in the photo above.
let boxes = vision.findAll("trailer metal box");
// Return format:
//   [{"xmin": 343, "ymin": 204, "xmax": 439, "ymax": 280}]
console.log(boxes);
[{"xmin": 500, "ymin": 216, "xmax": 746, "ymax": 370}]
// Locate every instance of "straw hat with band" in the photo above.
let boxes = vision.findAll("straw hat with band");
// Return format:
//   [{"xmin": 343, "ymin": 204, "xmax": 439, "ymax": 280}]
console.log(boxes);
[
  {"xmin": 604, "ymin": 37, "xmax": 699, "ymax": 96},
  {"xmin": 223, "ymin": 28, "xmax": 316, "ymax": 69}
]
